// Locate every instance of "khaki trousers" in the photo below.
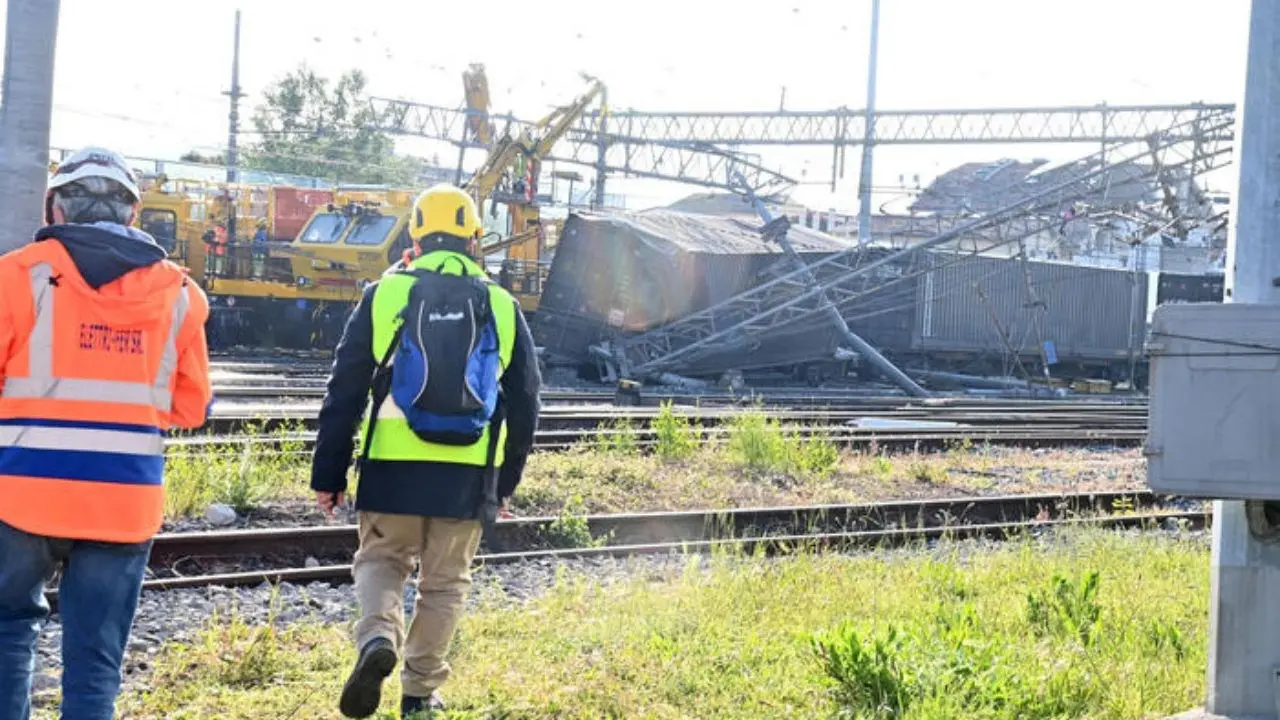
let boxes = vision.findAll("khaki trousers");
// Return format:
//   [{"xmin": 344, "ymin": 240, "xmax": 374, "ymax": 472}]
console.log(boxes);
[{"xmin": 352, "ymin": 511, "xmax": 483, "ymax": 697}]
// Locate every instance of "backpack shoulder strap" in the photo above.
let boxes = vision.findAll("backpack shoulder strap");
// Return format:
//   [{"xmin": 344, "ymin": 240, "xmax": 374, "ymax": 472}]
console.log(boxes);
[{"xmin": 358, "ymin": 315, "xmax": 407, "ymax": 472}]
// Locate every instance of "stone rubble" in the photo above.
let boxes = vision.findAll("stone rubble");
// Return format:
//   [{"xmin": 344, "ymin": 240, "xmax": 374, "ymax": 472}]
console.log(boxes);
[{"xmin": 202, "ymin": 503, "xmax": 239, "ymax": 527}]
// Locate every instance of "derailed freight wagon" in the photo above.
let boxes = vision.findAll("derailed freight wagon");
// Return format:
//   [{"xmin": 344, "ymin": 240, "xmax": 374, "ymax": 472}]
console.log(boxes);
[
  {"xmin": 536, "ymin": 208, "xmax": 1155, "ymax": 383},
  {"xmin": 896, "ymin": 254, "xmax": 1150, "ymax": 381},
  {"xmin": 535, "ymin": 209, "xmax": 890, "ymax": 378}
]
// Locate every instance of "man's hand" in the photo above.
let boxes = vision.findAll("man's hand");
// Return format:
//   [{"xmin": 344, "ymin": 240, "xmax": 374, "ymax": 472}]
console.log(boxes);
[
  {"xmin": 497, "ymin": 499, "xmax": 515, "ymax": 520},
  {"xmin": 316, "ymin": 491, "xmax": 344, "ymax": 517}
]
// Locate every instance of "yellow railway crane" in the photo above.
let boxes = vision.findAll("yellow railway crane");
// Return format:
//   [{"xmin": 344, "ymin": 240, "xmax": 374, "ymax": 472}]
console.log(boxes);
[
  {"xmin": 463, "ymin": 71, "xmax": 606, "ymax": 312},
  {"xmin": 281, "ymin": 68, "xmax": 608, "ymax": 322}
]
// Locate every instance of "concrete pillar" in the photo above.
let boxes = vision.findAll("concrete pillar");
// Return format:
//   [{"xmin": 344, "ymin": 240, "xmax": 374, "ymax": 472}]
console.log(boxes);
[
  {"xmin": 1204, "ymin": 1, "xmax": 1280, "ymax": 717},
  {"xmin": 0, "ymin": 0, "xmax": 61, "ymax": 254}
]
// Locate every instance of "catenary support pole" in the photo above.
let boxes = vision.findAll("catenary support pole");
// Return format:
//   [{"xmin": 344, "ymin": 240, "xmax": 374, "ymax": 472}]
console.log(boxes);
[
  {"xmin": 733, "ymin": 172, "xmax": 929, "ymax": 397},
  {"xmin": 224, "ymin": 9, "xmax": 243, "ymax": 243},
  {"xmin": 1203, "ymin": 1, "xmax": 1280, "ymax": 717},
  {"xmin": 0, "ymin": 0, "xmax": 61, "ymax": 254},
  {"xmin": 225, "ymin": 8, "xmax": 242, "ymax": 186},
  {"xmin": 593, "ymin": 87, "xmax": 609, "ymax": 210},
  {"xmin": 855, "ymin": 0, "xmax": 880, "ymax": 245}
]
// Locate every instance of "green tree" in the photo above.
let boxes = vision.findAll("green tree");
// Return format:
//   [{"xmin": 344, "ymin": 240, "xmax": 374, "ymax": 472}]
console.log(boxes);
[
  {"xmin": 243, "ymin": 65, "xmax": 418, "ymax": 185},
  {"xmin": 180, "ymin": 150, "xmax": 227, "ymax": 165}
]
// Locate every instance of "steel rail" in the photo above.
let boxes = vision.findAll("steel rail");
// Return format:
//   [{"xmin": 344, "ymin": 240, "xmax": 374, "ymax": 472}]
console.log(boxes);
[
  {"xmin": 144, "ymin": 489, "xmax": 1176, "ymax": 565},
  {"xmin": 166, "ymin": 426, "xmax": 1147, "ymax": 458},
  {"xmin": 46, "ymin": 490, "xmax": 1201, "ymax": 601}
]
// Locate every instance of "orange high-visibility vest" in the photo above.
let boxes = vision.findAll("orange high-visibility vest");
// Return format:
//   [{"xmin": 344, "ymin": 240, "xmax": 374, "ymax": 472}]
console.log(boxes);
[{"xmin": 0, "ymin": 239, "xmax": 212, "ymax": 543}]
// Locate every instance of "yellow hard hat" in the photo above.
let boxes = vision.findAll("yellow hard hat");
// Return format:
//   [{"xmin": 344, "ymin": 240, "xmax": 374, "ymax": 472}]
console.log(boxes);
[{"xmin": 409, "ymin": 184, "xmax": 482, "ymax": 242}]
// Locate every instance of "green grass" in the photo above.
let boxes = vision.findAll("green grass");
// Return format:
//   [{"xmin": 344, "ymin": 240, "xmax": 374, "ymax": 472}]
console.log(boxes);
[
  {"xmin": 652, "ymin": 401, "xmax": 699, "ymax": 461},
  {"xmin": 164, "ymin": 422, "xmax": 312, "ymax": 518},
  {"xmin": 110, "ymin": 529, "xmax": 1209, "ymax": 719},
  {"xmin": 160, "ymin": 420, "xmax": 1145, "ymax": 523}
]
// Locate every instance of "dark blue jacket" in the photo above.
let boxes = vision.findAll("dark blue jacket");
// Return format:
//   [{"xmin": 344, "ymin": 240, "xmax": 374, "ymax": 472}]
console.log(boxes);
[{"xmin": 309, "ymin": 280, "xmax": 541, "ymax": 519}]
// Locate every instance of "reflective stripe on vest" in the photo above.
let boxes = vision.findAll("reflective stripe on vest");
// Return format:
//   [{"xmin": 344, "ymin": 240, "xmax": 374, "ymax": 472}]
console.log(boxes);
[
  {"xmin": 0, "ymin": 263, "xmax": 189, "ymax": 412},
  {"xmin": 363, "ymin": 250, "xmax": 517, "ymax": 466},
  {"xmin": 0, "ymin": 261, "xmax": 190, "ymax": 543}
]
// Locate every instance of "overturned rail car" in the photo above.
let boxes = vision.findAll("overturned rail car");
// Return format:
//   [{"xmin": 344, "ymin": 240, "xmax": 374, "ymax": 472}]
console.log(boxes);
[
  {"xmin": 534, "ymin": 210, "xmax": 869, "ymax": 377},
  {"xmin": 536, "ymin": 209, "xmax": 1212, "ymax": 384}
]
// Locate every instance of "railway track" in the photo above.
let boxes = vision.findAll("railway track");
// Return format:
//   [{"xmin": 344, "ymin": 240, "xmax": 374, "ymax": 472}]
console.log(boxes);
[
  {"xmin": 207, "ymin": 360, "xmax": 1151, "ymax": 405},
  {"xmin": 197, "ymin": 399, "xmax": 1148, "ymax": 433},
  {"xmin": 165, "ymin": 425, "xmax": 1145, "ymax": 457},
  {"xmin": 161, "ymin": 398, "xmax": 1150, "ymax": 455},
  {"xmin": 208, "ymin": 383, "xmax": 1149, "ymax": 407},
  {"xmin": 40, "ymin": 491, "xmax": 1200, "ymax": 604}
]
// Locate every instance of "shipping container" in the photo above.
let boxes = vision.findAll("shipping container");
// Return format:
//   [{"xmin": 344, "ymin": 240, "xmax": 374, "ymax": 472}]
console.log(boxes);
[
  {"xmin": 911, "ymin": 254, "xmax": 1148, "ymax": 363},
  {"xmin": 271, "ymin": 188, "xmax": 335, "ymax": 242}
]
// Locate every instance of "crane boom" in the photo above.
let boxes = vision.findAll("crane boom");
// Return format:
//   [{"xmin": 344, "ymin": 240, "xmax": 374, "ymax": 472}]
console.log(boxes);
[{"xmin": 463, "ymin": 75, "xmax": 606, "ymax": 204}]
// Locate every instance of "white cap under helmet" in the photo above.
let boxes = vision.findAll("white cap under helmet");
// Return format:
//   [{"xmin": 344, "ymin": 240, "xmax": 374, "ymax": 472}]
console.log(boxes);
[{"xmin": 47, "ymin": 147, "xmax": 141, "ymax": 201}]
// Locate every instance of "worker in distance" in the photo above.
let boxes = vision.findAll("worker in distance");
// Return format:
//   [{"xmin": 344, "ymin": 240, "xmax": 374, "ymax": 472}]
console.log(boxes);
[
  {"xmin": 311, "ymin": 184, "xmax": 542, "ymax": 718},
  {"xmin": 0, "ymin": 146, "xmax": 213, "ymax": 719}
]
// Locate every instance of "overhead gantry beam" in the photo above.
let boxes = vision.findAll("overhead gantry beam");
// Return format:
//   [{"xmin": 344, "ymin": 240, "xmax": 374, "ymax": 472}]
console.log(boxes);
[
  {"xmin": 371, "ymin": 97, "xmax": 1233, "ymax": 194},
  {"xmin": 371, "ymin": 97, "xmax": 1234, "ymax": 148},
  {"xmin": 370, "ymin": 97, "xmax": 796, "ymax": 196}
]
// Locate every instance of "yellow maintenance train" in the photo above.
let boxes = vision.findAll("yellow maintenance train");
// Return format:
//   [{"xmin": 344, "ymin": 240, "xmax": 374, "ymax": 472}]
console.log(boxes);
[{"xmin": 115, "ymin": 66, "xmax": 604, "ymax": 351}]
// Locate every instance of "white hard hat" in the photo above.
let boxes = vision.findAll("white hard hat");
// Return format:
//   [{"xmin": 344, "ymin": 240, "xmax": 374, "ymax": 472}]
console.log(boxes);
[{"xmin": 48, "ymin": 147, "xmax": 141, "ymax": 203}]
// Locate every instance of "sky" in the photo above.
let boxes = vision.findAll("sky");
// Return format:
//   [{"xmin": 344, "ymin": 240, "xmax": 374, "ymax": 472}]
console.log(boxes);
[{"xmin": 0, "ymin": 0, "xmax": 1253, "ymax": 213}]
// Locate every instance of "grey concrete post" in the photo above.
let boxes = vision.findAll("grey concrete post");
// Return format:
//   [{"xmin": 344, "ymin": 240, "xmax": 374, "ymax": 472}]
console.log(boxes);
[
  {"xmin": 855, "ymin": 0, "xmax": 880, "ymax": 245},
  {"xmin": 0, "ymin": 0, "xmax": 61, "ymax": 254},
  {"xmin": 1204, "ymin": 1, "xmax": 1280, "ymax": 717}
]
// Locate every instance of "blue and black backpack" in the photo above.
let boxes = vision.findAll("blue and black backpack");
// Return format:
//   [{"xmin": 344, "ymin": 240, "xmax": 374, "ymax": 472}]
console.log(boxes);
[{"xmin": 371, "ymin": 263, "xmax": 503, "ymax": 447}]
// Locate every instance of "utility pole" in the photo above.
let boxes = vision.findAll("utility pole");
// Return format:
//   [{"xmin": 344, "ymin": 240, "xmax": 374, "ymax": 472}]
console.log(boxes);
[
  {"xmin": 593, "ymin": 86, "xmax": 609, "ymax": 210},
  {"xmin": 224, "ymin": 9, "xmax": 243, "ymax": 243},
  {"xmin": 733, "ymin": 171, "xmax": 928, "ymax": 397},
  {"xmin": 855, "ymin": 0, "xmax": 880, "ymax": 246},
  {"xmin": 0, "ymin": 0, "xmax": 61, "ymax": 254},
  {"xmin": 1200, "ymin": 2, "xmax": 1280, "ymax": 717}
]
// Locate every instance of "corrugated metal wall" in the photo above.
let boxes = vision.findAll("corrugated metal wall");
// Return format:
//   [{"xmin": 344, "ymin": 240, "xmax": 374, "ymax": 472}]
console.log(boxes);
[{"xmin": 911, "ymin": 255, "xmax": 1148, "ymax": 361}]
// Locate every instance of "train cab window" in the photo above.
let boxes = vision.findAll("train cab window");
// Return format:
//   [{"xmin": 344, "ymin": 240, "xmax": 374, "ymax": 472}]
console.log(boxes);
[
  {"xmin": 140, "ymin": 208, "xmax": 177, "ymax": 252},
  {"xmin": 387, "ymin": 226, "xmax": 413, "ymax": 266},
  {"xmin": 300, "ymin": 213, "xmax": 350, "ymax": 244},
  {"xmin": 346, "ymin": 214, "xmax": 399, "ymax": 246}
]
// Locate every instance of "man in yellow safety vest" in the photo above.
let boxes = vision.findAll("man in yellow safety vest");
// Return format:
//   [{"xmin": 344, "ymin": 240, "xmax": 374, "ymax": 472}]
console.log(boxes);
[{"xmin": 311, "ymin": 184, "xmax": 541, "ymax": 718}]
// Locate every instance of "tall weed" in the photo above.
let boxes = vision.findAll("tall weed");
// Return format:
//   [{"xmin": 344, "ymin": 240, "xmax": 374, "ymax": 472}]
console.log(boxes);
[
  {"xmin": 726, "ymin": 410, "xmax": 792, "ymax": 473},
  {"xmin": 592, "ymin": 417, "xmax": 638, "ymax": 456},
  {"xmin": 726, "ymin": 408, "xmax": 842, "ymax": 478},
  {"xmin": 811, "ymin": 623, "xmax": 914, "ymax": 719},
  {"xmin": 164, "ymin": 420, "xmax": 311, "ymax": 518},
  {"xmin": 652, "ymin": 401, "xmax": 698, "ymax": 461},
  {"xmin": 1026, "ymin": 570, "xmax": 1103, "ymax": 647}
]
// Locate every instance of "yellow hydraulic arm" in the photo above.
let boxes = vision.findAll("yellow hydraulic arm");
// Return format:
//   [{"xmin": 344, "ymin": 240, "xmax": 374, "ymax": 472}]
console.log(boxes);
[
  {"xmin": 461, "ymin": 63, "xmax": 493, "ymax": 147},
  {"xmin": 463, "ymin": 73, "xmax": 606, "ymax": 204}
]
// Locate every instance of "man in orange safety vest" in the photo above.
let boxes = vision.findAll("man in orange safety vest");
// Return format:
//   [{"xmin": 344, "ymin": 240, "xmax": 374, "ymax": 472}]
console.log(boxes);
[{"xmin": 0, "ymin": 147, "xmax": 213, "ymax": 720}]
